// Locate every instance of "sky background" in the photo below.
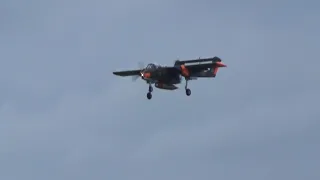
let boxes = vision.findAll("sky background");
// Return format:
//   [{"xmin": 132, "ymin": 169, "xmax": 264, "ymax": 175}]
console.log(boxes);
[{"xmin": 1, "ymin": 0, "xmax": 319, "ymax": 179}]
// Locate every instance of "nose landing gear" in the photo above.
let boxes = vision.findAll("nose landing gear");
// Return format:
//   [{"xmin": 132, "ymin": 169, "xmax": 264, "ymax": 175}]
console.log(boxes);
[{"xmin": 147, "ymin": 84, "xmax": 153, "ymax": 100}]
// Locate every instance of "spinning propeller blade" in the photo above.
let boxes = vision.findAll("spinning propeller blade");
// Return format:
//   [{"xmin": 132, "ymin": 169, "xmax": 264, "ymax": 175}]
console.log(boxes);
[
  {"xmin": 132, "ymin": 61, "xmax": 145, "ymax": 81},
  {"xmin": 132, "ymin": 75, "xmax": 140, "ymax": 81}
]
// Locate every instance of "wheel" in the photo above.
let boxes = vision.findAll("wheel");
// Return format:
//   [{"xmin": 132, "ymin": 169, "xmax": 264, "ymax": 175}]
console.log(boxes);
[
  {"xmin": 149, "ymin": 86, "xmax": 153, "ymax": 92},
  {"xmin": 147, "ymin": 92, "xmax": 152, "ymax": 99},
  {"xmin": 186, "ymin": 88, "xmax": 191, "ymax": 96}
]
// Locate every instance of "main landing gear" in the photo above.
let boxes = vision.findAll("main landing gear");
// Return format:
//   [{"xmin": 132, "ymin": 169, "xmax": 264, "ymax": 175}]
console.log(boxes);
[
  {"xmin": 147, "ymin": 84, "xmax": 153, "ymax": 100},
  {"xmin": 146, "ymin": 80, "xmax": 190, "ymax": 100},
  {"xmin": 185, "ymin": 79, "xmax": 191, "ymax": 96}
]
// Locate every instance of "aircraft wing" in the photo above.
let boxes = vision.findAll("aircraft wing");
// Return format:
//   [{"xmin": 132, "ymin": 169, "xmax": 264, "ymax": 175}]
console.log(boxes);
[
  {"xmin": 174, "ymin": 56, "xmax": 222, "ymax": 65},
  {"xmin": 183, "ymin": 58, "xmax": 226, "ymax": 72},
  {"xmin": 113, "ymin": 69, "xmax": 141, "ymax": 76},
  {"xmin": 185, "ymin": 62, "xmax": 216, "ymax": 71}
]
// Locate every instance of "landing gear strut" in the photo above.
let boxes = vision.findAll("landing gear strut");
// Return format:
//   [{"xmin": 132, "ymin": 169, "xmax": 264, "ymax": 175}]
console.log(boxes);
[
  {"xmin": 185, "ymin": 79, "xmax": 191, "ymax": 96},
  {"xmin": 147, "ymin": 84, "xmax": 153, "ymax": 99}
]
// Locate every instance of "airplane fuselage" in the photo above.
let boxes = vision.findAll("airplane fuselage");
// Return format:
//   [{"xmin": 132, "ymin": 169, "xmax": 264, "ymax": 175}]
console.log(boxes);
[
  {"xmin": 141, "ymin": 64, "xmax": 218, "ymax": 90},
  {"xmin": 142, "ymin": 70, "xmax": 181, "ymax": 84},
  {"xmin": 141, "ymin": 64, "xmax": 182, "ymax": 85}
]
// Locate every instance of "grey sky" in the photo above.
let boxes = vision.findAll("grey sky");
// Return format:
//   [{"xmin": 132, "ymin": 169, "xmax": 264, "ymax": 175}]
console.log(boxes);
[{"xmin": 1, "ymin": 0, "xmax": 319, "ymax": 179}]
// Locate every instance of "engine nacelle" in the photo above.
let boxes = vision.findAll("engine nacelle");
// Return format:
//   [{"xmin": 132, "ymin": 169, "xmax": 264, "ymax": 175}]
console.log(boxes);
[{"xmin": 155, "ymin": 83, "xmax": 178, "ymax": 90}]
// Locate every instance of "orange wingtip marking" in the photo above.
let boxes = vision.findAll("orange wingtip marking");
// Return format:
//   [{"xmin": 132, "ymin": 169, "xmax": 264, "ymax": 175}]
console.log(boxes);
[{"xmin": 216, "ymin": 62, "xmax": 227, "ymax": 67}]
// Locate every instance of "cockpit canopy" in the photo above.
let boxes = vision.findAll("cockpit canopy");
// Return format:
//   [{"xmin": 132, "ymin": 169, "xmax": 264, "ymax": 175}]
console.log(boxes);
[{"xmin": 145, "ymin": 63, "xmax": 161, "ymax": 70}]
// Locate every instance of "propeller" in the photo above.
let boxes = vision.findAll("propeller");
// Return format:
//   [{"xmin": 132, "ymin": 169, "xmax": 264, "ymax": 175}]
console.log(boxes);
[{"xmin": 132, "ymin": 61, "xmax": 145, "ymax": 81}]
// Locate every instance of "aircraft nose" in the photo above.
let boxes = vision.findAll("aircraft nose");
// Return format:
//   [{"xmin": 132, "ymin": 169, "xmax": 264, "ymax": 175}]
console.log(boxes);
[{"xmin": 141, "ymin": 72, "xmax": 151, "ymax": 79}]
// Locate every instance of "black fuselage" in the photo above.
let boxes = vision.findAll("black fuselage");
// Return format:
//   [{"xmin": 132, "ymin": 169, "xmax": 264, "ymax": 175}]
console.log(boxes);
[{"xmin": 143, "ymin": 67, "xmax": 181, "ymax": 85}]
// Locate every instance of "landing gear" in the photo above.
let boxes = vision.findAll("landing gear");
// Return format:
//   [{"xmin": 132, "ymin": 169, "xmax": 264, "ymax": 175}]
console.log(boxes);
[
  {"xmin": 147, "ymin": 84, "xmax": 153, "ymax": 100},
  {"xmin": 186, "ymin": 88, "xmax": 191, "ymax": 96},
  {"xmin": 185, "ymin": 79, "xmax": 191, "ymax": 96}
]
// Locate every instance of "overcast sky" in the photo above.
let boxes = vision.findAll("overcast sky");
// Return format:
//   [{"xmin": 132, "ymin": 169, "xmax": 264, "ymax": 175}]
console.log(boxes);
[{"xmin": 0, "ymin": 0, "xmax": 319, "ymax": 179}]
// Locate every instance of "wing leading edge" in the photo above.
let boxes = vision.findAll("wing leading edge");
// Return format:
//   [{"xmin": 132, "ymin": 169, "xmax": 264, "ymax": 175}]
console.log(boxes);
[
  {"xmin": 113, "ymin": 69, "xmax": 141, "ymax": 76},
  {"xmin": 174, "ymin": 56, "xmax": 222, "ymax": 65}
]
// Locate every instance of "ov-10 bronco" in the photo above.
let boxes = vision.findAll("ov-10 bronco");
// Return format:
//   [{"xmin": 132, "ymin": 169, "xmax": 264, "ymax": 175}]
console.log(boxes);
[{"xmin": 112, "ymin": 56, "xmax": 227, "ymax": 100}]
